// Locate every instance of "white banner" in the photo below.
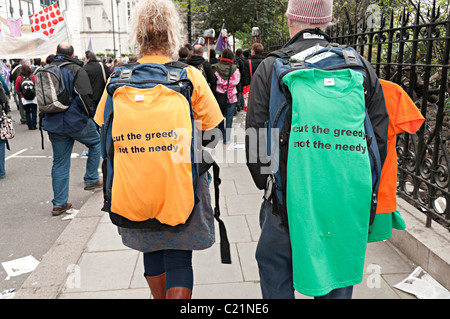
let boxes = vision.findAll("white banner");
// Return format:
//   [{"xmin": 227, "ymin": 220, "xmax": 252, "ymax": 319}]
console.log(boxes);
[{"xmin": 0, "ymin": 17, "xmax": 69, "ymax": 60}]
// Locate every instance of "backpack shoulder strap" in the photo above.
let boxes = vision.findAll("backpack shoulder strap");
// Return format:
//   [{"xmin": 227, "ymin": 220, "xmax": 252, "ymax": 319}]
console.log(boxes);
[
  {"xmin": 57, "ymin": 62, "xmax": 74, "ymax": 70},
  {"xmin": 342, "ymin": 48, "xmax": 360, "ymax": 66},
  {"xmin": 164, "ymin": 60, "xmax": 188, "ymax": 69},
  {"xmin": 32, "ymin": 66, "xmax": 41, "ymax": 75},
  {"xmin": 199, "ymin": 150, "xmax": 231, "ymax": 264},
  {"xmin": 164, "ymin": 61, "xmax": 189, "ymax": 82},
  {"xmin": 11, "ymin": 65, "xmax": 21, "ymax": 75},
  {"xmin": 267, "ymin": 47, "xmax": 296, "ymax": 59}
]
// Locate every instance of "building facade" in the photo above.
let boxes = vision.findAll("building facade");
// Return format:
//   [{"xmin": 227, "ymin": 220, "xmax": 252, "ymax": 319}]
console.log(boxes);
[{"xmin": 0, "ymin": 0, "xmax": 136, "ymax": 58}]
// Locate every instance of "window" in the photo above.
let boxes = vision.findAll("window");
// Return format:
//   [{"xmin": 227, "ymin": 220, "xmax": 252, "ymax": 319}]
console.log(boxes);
[
  {"xmin": 40, "ymin": 0, "xmax": 55, "ymax": 8},
  {"xmin": 87, "ymin": 17, "xmax": 92, "ymax": 31}
]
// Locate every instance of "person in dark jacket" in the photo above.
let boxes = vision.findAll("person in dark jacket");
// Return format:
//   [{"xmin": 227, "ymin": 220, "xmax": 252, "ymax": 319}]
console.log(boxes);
[
  {"xmin": 9, "ymin": 59, "xmax": 27, "ymax": 123},
  {"xmin": 209, "ymin": 49, "xmax": 218, "ymax": 65},
  {"xmin": 242, "ymin": 43, "xmax": 265, "ymax": 87},
  {"xmin": 0, "ymin": 73, "xmax": 11, "ymax": 179},
  {"xmin": 245, "ymin": 0, "xmax": 388, "ymax": 300},
  {"xmin": 178, "ymin": 47, "xmax": 189, "ymax": 63},
  {"xmin": 42, "ymin": 42, "xmax": 103, "ymax": 216},
  {"xmin": 187, "ymin": 44, "xmax": 216, "ymax": 89},
  {"xmin": 235, "ymin": 48, "xmax": 247, "ymax": 111},
  {"xmin": 83, "ymin": 51, "xmax": 112, "ymax": 117}
]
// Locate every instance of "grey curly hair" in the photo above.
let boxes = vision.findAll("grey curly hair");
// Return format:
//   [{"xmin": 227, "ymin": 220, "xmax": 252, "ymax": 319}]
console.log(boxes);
[{"xmin": 129, "ymin": 0, "xmax": 186, "ymax": 58}]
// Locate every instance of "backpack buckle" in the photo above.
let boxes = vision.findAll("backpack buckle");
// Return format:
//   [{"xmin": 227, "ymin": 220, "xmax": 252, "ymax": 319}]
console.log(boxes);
[
  {"xmin": 167, "ymin": 70, "xmax": 181, "ymax": 82},
  {"xmin": 290, "ymin": 61, "xmax": 306, "ymax": 69},
  {"xmin": 343, "ymin": 49, "xmax": 359, "ymax": 66},
  {"xmin": 119, "ymin": 69, "xmax": 133, "ymax": 80}
]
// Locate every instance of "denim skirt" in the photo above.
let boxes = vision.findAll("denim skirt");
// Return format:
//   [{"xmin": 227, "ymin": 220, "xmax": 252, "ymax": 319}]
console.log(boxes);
[{"xmin": 118, "ymin": 173, "xmax": 216, "ymax": 253}]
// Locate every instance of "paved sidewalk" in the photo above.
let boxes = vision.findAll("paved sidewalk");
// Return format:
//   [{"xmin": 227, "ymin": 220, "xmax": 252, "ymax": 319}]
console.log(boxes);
[{"xmin": 14, "ymin": 112, "xmax": 422, "ymax": 299}]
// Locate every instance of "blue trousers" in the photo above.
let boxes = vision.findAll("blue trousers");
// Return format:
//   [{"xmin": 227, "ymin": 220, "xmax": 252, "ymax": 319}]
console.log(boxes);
[
  {"xmin": 23, "ymin": 103, "xmax": 37, "ymax": 129},
  {"xmin": 218, "ymin": 102, "xmax": 236, "ymax": 144},
  {"xmin": 47, "ymin": 119, "xmax": 101, "ymax": 207},
  {"xmin": 256, "ymin": 199, "xmax": 354, "ymax": 299}
]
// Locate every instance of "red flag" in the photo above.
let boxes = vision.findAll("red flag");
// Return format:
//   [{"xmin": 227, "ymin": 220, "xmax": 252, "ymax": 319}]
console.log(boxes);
[{"xmin": 30, "ymin": 3, "xmax": 64, "ymax": 39}]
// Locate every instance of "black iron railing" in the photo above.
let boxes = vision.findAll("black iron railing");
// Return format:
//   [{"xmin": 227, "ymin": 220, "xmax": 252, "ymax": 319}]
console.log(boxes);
[{"xmin": 264, "ymin": 2, "xmax": 450, "ymax": 229}]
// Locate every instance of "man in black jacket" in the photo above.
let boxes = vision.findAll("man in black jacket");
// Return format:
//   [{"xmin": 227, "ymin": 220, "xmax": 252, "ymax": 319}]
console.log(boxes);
[
  {"xmin": 187, "ymin": 44, "xmax": 216, "ymax": 90},
  {"xmin": 83, "ymin": 51, "xmax": 112, "ymax": 117},
  {"xmin": 242, "ymin": 43, "xmax": 265, "ymax": 87},
  {"xmin": 245, "ymin": 0, "xmax": 388, "ymax": 299}
]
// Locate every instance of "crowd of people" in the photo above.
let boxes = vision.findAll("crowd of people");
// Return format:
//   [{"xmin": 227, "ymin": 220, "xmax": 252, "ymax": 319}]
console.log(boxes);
[
  {"xmin": 0, "ymin": 33, "xmax": 264, "ymax": 184},
  {"xmin": 0, "ymin": 0, "xmax": 403, "ymax": 302},
  {"xmin": 0, "ymin": 4, "xmax": 267, "ymax": 296}
]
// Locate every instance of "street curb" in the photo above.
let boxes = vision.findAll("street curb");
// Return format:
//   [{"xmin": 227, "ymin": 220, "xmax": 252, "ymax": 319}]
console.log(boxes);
[
  {"xmin": 389, "ymin": 198, "xmax": 450, "ymax": 291},
  {"xmin": 14, "ymin": 192, "xmax": 450, "ymax": 298},
  {"xmin": 14, "ymin": 191, "xmax": 105, "ymax": 299}
]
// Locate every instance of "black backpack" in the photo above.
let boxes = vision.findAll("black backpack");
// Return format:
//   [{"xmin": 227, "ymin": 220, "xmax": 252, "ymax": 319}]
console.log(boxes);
[{"xmin": 21, "ymin": 76, "xmax": 36, "ymax": 101}]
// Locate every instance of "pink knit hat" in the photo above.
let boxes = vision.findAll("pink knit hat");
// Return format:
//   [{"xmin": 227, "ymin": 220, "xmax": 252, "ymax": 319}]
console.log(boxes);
[{"xmin": 286, "ymin": 0, "xmax": 333, "ymax": 24}]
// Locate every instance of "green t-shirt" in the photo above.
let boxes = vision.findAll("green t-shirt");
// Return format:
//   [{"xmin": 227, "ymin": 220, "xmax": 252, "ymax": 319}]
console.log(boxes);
[
  {"xmin": 368, "ymin": 210, "xmax": 406, "ymax": 243},
  {"xmin": 283, "ymin": 68, "xmax": 372, "ymax": 297}
]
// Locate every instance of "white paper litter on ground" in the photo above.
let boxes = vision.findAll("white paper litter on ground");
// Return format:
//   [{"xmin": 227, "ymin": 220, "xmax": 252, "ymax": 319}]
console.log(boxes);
[
  {"xmin": 394, "ymin": 266, "xmax": 450, "ymax": 299},
  {"xmin": 61, "ymin": 208, "xmax": 80, "ymax": 220},
  {"xmin": 1, "ymin": 256, "xmax": 40, "ymax": 281},
  {"xmin": 0, "ymin": 289, "xmax": 16, "ymax": 299}
]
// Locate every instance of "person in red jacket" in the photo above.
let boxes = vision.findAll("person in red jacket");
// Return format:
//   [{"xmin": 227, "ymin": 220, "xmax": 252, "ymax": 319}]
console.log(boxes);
[{"xmin": 15, "ymin": 65, "xmax": 37, "ymax": 130}]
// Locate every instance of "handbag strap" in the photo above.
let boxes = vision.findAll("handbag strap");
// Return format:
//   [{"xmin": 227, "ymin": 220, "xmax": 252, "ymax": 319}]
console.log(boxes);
[
  {"xmin": 99, "ymin": 62, "xmax": 107, "ymax": 84},
  {"xmin": 224, "ymin": 64, "xmax": 233, "ymax": 103}
]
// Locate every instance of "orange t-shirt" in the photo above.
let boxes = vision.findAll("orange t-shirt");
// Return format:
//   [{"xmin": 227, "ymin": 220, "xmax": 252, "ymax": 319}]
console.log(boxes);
[
  {"xmin": 376, "ymin": 80, "xmax": 424, "ymax": 214},
  {"xmin": 94, "ymin": 55, "xmax": 223, "ymax": 131},
  {"xmin": 94, "ymin": 55, "xmax": 223, "ymax": 226}
]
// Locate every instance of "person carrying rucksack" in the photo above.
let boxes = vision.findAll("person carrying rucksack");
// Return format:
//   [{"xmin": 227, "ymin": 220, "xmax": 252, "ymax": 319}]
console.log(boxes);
[
  {"xmin": 187, "ymin": 44, "xmax": 216, "ymax": 89},
  {"xmin": 38, "ymin": 42, "xmax": 102, "ymax": 217},
  {"xmin": 245, "ymin": 0, "xmax": 389, "ymax": 299},
  {"xmin": 15, "ymin": 65, "xmax": 37, "ymax": 130},
  {"xmin": 94, "ymin": 0, "xmax": 224, "ymax": 299},
  {"xmin": 242, "ymin": 42, "xmax": 265, "ymax": 88}
]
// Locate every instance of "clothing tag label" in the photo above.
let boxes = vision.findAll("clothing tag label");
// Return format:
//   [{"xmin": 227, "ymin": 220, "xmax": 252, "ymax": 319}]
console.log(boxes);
[
  {"xmin": 134, "ymin": 94, "xmax": 145, "ymax": 102},
  {"xmin": 303, "ymin": 33, "xmax": 325, "ymax": 40},
  {"xmin": 324, "ymin": 78, "xmax": 335, "ymax": 87},
  {"xmin": 291, "ymin": 45, "xmax": 326, "ymax": 62}
]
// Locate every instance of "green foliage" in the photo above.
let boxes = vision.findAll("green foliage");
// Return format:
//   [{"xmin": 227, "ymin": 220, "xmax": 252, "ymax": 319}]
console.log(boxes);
[
  {"xmin": 175, "ymin": 0, "xmax": 448, "ymax": 53},
  {"xmin": 175, "ymin": 0, "xmax": 289, "ymax": 50}
]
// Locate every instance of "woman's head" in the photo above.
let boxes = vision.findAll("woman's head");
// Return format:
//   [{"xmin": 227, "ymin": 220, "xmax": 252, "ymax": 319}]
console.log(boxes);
[
  {"xmin": 129, "ymin": 0, "xmax": 185, "ymax": 58},
  {"xmin": 221, "ymin": 48, "xmax": 234, "ymax": 61},
  {"xmin": 20, "ymin": 65, "xmax": 32, "ymax": 77}
]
